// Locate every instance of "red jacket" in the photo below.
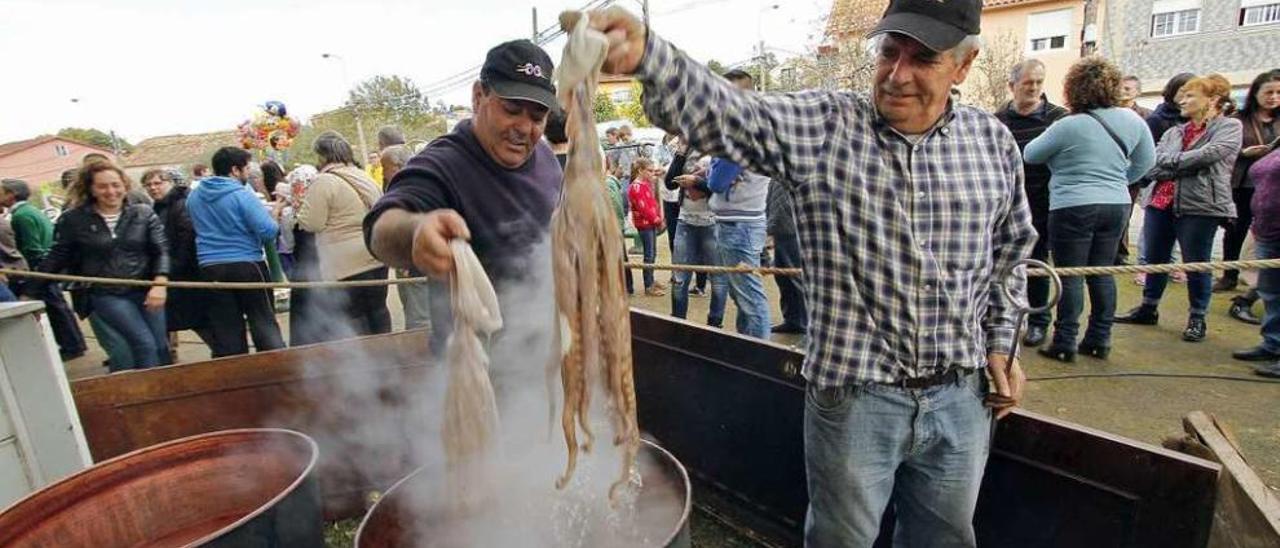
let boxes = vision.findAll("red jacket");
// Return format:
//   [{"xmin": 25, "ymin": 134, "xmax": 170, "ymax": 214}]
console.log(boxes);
[{"xmin": 628, "ymin": 178, "xmax": 662, "ymax": 230}]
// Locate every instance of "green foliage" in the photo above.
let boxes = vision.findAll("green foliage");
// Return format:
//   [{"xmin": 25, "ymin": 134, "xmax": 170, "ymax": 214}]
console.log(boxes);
[
  {"xmin": 706, "ymin": 59, "xmax": 726, "ymax": 75},
  {"xmin": 281, "ymin": 74, "xmax": 448, "ymax": 168},
  {"xmin": 594, "ymin": 92, "xmax": 620, "ymax": 122},
  {"xmin": 56, "ymin": 127, "xmax": 133, "ymax": 153},
  {"xmin": 615, "ymin": 82, "xmax": 650, "ymax": 128}
]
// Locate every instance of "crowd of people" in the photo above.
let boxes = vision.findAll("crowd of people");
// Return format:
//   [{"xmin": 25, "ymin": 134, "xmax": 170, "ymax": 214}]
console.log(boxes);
[
  {"xmin": 1, "ymin": 0, "xmax": 1278, "ymax": 544},
  {"xmin": 0, "ymin": 127, "xmax": 427, "ymax": 371},
  {"xmin": 586, "ymin": 58, "xmax": 1280, "ymax": 381},
  {"xmin": 992, "ymin": 58, "xmax": 1280, "ymax": 378}
]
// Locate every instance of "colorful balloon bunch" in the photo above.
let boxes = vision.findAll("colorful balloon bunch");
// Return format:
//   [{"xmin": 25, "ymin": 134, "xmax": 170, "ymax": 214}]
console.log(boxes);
[{"xmin": 237, "ymin": 101, "xmax": 301, "ymax": 152}]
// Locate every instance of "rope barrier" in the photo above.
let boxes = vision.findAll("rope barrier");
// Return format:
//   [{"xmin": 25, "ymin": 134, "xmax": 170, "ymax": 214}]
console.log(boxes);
[
  {"xmin": 0, "ymin": 268, "xmax": 431, "ymax": 289},
  {"xmin": 3, "ymin": 257, "xmax": 1280, "ymax": 289}
]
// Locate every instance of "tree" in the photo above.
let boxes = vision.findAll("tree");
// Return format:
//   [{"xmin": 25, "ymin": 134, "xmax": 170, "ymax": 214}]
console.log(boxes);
[
  {"xmin": 964, "ymin": 31, "xmax": 1022, "ymax": 112},
  {"xmin": 773, "ymin": 41, "xmax": 875, "ymax": 93},
  {"xmin": 289, "ymin": 74, "xmax": 447, "ymax": 166},
  {"xmin": 57, "ymin": 127, "xmax": 133, "ymax": 153},
  {"xmin": 706, "ymin": 59, "xmax": 727, "ymax": 75},
  {"xmin": 594, "ymin": 92, "xmax": 620, "ymax": 122},
  {"xmin": 615, "ymin": 82, "xmax": 650, "ymax": 127}
]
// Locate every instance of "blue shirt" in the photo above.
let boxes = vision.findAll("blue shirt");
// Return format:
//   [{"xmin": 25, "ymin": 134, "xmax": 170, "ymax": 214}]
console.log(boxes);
[
  {"xmin": 187, "ymin": 176, "xmax": 278, "ymax": 266},
  {"xmin": 1023, "ymin": 107, "xmax": 1156, "ymax": 211}
]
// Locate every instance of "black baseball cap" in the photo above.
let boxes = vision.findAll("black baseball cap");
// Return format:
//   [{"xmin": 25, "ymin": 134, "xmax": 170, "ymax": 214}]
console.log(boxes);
[
  {"xmin": 868, "ymin": 0, "xmax": 982, "ymax": 52},
  {"xmin": 480, "ymin": 39, "xmax": 558, "ymax": 111}
]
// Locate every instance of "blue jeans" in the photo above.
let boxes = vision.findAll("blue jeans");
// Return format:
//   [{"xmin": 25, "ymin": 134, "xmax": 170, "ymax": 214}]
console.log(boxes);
[
  {"xmin": 90, "ymin": 313, "xmax": 134, "ymax": 370},
  {"xmin": 1140, "ymin": 207, "xmax": 1219, "ymax": 316},
  {"xmin": 90, "ymin": 290, "xmax": 170, "ymax": 370},
  {"xmin": 670, "ymin": 223, "xmax": 727, "ymax": 327},
  {"xmin": 1049, "ymin": 204, "xmax": 1128, "ymax": 349},
  {"xmin": 804, "ymin": 372, "xmax": 991, "ymax": 547},
  {"xmin": 639, "ymin": 228, "xmax": 658, "ymax": 289},
  {"xmin": 772, "ymin": 231, "xmax": 808, "ymax": 329},
  {"xmin": 1255, "ymin": 239, "xmax": 1280, "ymax": 352},
  {"xmin": 716, "ymin": 220, "xmax": 771, "ymax": 339},
  {"xmin": 0, "ymin": 283, "xmax": 15, "ymax": 302}
]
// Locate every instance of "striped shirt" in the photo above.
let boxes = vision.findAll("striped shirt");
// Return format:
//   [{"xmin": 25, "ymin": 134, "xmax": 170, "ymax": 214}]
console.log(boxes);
[{"xmin": 637, "ymin": 34, "xmax": 1036, "ymax": 388}]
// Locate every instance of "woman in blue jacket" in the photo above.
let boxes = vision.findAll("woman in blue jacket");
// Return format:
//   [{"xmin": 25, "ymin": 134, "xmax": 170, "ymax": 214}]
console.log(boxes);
[{"xmin": 1025, "ymin": 57, "xmax": 1155, "ymax": 362}]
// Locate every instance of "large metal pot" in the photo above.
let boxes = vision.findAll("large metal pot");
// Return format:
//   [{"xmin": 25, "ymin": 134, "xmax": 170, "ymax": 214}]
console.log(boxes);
[
  {"xmin": 0, "ymin": 428, "xmax": 323, "ymax": 547},
  {"xmin": 356, "ymin": 438, "xmax": 692, "ymax": 547}
]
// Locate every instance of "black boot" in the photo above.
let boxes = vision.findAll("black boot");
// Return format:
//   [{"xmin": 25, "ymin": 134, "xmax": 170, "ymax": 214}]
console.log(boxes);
[
  {"xmin": 1022, "ymin": 326, "xmax": 1047, "ymax": 347},
  {"xmin": 1182, "ymin": 316, "xmax": 1207, "ymax": 342},
  {"xmin": 1212, "ymin": 273, "xmax": 1238, "ymax": 293},
  {"xmin": 1077, "ymin": 340, "xmax": 1110, "ymax": 360},
  {"xmin": 1229, "ymin": 299, "xmax": 1262, "ymax": 325},
  {"xmin": 1038, "ymin": 344, "xmax": 1076, "ymax": 363},
  {"xmin": 1115, "ymin": 304, "xmax": 1159, "ymax": 325}
]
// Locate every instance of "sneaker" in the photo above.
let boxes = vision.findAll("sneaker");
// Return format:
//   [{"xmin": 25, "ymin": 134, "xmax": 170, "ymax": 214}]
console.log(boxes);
[
  {"xmin": 644, "ymin": 286, "xmax": 666, "ymax": 297},
  {"xmin": 1212, "ymin": 276, "xmax": 1238, "ymax": 293},
  {"xmin": 1182, "ymin": 316, "xmax": 1207, "ymax": 342},
  {"xmin": 651, "ymin": 281, "xmax": 669, "ymax": 291},
  {"xmin": 689, "ymin": 287, "xmax": 706, "ymax": 297}
]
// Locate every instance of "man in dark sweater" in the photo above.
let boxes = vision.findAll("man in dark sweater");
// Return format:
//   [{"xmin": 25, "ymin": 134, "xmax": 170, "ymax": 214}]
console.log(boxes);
[
  {"xmin": 364, "ymin": 40, "xmax": 562, "ymax": 350},
  {"xmin": 994, "ymin": 59, "xmax": 1067, "ymax": 348}
]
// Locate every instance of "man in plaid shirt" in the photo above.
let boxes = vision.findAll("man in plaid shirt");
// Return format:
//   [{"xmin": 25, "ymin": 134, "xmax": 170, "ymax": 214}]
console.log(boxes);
[{"xmin": 579, "ymin": 0, "xmax": 1036, "ymax": 545}]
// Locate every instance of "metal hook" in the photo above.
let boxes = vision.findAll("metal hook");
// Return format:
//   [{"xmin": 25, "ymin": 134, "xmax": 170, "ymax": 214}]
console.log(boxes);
[{"xmin": 999, "ymin": 258, "xmax": 1062, "ymax": 315}]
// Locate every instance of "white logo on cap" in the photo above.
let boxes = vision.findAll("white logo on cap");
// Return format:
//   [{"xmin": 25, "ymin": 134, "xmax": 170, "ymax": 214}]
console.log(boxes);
[{"xmin": 515, "ymin": 63, "xmax": 547, "ymax": 80}]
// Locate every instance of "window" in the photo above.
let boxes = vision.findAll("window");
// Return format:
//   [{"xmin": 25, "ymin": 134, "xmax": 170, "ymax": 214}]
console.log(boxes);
[
  {"xmin": 1030, "ymin": 36, "xmax": 1067, "ymax": 51},
  {"xmin": 53, "ymin": 144, "xmax": 69, "ymax": 157},
  {"xmin": 1151, "ymin": 0, "xmax": 1201, "ymax": 37},
  {"xmin": 1026, "ymin": 8, "xmax": 1073, "ymax": 53},
  {"xmin": 1242, "ymin": 0, "xmax": 1280, "ymax": 26}
]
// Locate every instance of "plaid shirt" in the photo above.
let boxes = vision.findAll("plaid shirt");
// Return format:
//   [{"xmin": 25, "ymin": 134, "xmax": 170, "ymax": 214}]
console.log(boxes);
[{"xmin": 637, "ymin": 35, "xmax": 1036, "ymax": 388}]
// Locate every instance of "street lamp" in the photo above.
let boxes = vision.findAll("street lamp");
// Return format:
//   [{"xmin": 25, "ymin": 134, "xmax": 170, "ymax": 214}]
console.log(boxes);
[
  {"xmin": 321, "ymin": 52, "xmax": 370, "ymax": 160},
  {"xmin": 68, "ymin": 97, "xmax": 122, "ymax": 160},
  {"xmin": 757, "ymin": 4, "xmax": 780, "ymax": 92}
]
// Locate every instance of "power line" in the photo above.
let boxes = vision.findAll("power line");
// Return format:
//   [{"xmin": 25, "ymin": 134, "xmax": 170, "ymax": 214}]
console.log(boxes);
[{"xmin": 418, "ymin": 0, "xmax": 615, "ymax": 98}]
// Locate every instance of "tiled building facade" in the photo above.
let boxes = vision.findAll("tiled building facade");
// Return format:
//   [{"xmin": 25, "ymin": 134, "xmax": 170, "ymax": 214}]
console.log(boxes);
[{"xmin": 1098, "ymin": 0, "xmax": 1280, "ymax": 103}]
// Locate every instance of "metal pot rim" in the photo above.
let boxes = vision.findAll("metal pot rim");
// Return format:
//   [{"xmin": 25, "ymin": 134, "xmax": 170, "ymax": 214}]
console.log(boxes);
[
  {"xmin": 356, "ymin": 438, "xmax": 693, "ymax": 546},
  {"xmin": 0, "ymin": 428, "xmax": 319, "ymax": 548}
]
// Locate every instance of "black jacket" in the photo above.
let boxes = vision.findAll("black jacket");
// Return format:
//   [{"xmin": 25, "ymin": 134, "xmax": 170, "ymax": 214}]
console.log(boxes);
[
  {"xmin": 1146, "ymin": 102, "xmax": 1186, "ymax": 144},
  {"xmin": 153, "ymin": 186, "xmax": 199, "ymax": 281},
  {"xmin": 30, "ymin": 204, "xmax": 169, "ymax": 296},
  {"xmin": 994, "ymin": 97, "xmax": 1068, "ymax": 215}
]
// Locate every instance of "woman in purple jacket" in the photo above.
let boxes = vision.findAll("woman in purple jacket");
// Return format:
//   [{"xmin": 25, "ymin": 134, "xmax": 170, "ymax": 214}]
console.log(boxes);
[{"xmin": 1236, "ymin": 147, "xmax": 1280, "ymax": 378}]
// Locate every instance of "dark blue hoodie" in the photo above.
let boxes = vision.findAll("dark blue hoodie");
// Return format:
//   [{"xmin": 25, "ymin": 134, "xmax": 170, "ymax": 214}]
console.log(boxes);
[{"xmin": 187, "ymin": 176, "xmax": 278, "ymax": 266}]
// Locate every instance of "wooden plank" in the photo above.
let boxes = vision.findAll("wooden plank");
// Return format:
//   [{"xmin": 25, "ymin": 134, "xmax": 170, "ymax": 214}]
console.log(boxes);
[{"xmin": 1183, "ymin": 411, "xmax": 1280, "ymax": 547}]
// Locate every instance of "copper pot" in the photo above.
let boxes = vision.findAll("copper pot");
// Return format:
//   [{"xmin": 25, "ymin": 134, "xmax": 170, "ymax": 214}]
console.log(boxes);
[{"xmin": 0, "ymin": 428, "xmax": 323, "ymax": 547}]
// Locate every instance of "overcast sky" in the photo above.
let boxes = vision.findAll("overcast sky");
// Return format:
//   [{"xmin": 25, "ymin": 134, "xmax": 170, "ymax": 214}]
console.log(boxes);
[{"xmin": 0, "ymin": 0, "xmax": 831, "ymax": 144}]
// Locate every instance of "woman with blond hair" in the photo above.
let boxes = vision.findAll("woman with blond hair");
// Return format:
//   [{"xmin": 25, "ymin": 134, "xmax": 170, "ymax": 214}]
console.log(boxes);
[
  {"xmin": 1117, "ymin": 74, "xmax": 1243, "ymax": 342},
  {"xmin": 1024, "ymin": 56, "xmax": 1156, "ymax": 361},
  {"xmin": 27, "ymin": 162, "xmax": 171, "ymax": 370}
]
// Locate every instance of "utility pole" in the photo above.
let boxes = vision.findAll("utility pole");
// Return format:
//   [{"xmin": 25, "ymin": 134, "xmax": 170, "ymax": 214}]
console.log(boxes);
[
  {"xmin": 532, "ymin": 7, "xmax": 539, "ymax": 40},
  {"xmin": 322, "ymin": 53, "xmax": 370, "ymax": 160}
]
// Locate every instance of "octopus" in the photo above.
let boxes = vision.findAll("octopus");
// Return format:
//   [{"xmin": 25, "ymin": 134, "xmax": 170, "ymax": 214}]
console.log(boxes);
[
  {"xmin": 442, "ymin": 239, "xmax": 503, "ymax": 510},
  {"xmin": 548, "ymin": 13, "xmax": 640, "ymax": 503}
]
